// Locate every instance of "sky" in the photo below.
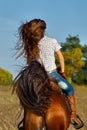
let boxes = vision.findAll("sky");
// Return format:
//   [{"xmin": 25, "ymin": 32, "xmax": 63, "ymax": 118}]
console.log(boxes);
[{"xmin": 0, "ymin": 0, "xmax": 87, "ymax": 79}]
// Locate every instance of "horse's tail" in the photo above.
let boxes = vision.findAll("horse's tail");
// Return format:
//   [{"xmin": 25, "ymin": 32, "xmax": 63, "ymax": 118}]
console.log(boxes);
[{"xmin": 13, "ymin": 61, "xmax": 52, "ymax": 115}]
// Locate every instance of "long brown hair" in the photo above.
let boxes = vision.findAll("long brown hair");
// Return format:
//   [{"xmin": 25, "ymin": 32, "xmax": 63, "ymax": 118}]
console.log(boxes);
[{"xmin": 16, "ymin": 19, "xmax": 46, "ymax": 63}]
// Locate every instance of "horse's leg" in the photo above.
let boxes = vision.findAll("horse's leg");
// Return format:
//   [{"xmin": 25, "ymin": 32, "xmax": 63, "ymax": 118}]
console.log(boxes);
[
  {"xmin": 23, "ymin": 111, "xmax": 43, "ymax": 130},
  {"xmin": 45, "ymin": 93, "xmax": 70, "ymax": 130}
]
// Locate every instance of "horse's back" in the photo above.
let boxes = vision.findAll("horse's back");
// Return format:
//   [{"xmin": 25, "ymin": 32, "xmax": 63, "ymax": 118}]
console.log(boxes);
[{"xmin": 45, "ymin": 92, "xmax": 70, "ymax": 130}]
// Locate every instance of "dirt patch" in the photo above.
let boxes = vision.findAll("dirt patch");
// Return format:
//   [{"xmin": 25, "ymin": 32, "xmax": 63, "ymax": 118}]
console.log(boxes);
[{"xmin": 0, "ymin": 85, "xmax": 87, "ymax": 130}]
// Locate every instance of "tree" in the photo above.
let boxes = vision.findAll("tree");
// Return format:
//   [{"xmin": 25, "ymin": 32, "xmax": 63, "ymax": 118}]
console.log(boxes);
[
  {"xmin": 62, "ymin": 48, "xmax": 84, "ymax": 76},
  {"xmin": 61, "ymin": 35, "xmax": 82, "ymax": 51},
  {"xmin": 56, "ymin": 35, "xmax": 85, "ymax": 84},
  {"xmin": 72, "ymin": 69, "xmax": 87, "ymax": 84},
  {"xmin": 82, "ymin": 44, "xmax": 87, "ymax": 69}
]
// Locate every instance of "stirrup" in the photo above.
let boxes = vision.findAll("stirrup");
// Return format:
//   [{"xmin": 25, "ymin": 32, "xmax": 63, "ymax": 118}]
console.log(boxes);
[{"xmin": 71, "ymin": 115, "xmax": 84, "ymax": 129}]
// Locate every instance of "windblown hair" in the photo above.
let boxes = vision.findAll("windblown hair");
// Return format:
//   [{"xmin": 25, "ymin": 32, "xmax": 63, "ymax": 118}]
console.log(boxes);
[
  {"xmin": 16, "ymin": 19, "xmax": 46, "ymax": 63},
  {"xmin": 13, "ymin": 60, "xmax": 52, "ymax": 115}
]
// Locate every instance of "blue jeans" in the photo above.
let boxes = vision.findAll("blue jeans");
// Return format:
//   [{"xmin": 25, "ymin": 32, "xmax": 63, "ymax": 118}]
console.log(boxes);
[{"xmin": 48, "ymin": 72, "xmax": 74, "ymax": 96}]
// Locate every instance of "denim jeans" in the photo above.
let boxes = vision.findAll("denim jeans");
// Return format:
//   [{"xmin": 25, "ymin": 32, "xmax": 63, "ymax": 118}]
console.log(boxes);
[{"xmin": 48, "ymin": 71, "xmax": 74, "ymax": 96}]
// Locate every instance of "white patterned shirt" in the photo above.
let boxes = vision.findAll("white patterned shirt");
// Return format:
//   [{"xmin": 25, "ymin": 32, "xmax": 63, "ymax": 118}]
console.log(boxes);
[{"xmin": 38, "ymin": 36, "xmax": 62, "ymax": 72}]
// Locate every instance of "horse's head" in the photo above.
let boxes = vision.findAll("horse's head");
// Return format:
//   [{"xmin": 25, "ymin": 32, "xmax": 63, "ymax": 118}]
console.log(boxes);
[{"xmin": 13, "ymin": 60, "xmax": 52, "ymax": 115}]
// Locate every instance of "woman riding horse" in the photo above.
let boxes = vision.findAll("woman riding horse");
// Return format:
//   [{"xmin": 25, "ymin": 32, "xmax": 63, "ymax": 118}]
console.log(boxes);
[{"xmin": 14, "ymin": 18, "xmax": 84, "ymax": 129}]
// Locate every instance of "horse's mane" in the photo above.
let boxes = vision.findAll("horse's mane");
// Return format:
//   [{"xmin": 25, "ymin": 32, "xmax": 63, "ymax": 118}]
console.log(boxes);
[{"xmin": 13, "ymin": 60, "xmax": 53, "ymax": 115}]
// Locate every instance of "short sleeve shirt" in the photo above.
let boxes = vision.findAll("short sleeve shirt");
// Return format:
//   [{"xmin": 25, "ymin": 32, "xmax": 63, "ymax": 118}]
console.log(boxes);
[{"xmin": 38, "ymin": 36, "xmax": 62, "ymax": 71}]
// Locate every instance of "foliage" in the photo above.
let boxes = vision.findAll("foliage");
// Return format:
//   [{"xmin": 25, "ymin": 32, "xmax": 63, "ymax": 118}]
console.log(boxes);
[
  {"xmin": 72, "ymin": 70, "xmax": 87, "ymax": 85},
  {"xmin": 56, "ymin": 35, "xmax": 87, "ymax": 84},
  {"xmin": 82, "ymin": 44, "xmax": 87, "ymax": 70},
  {"xmin": 61, "ymin": 35, "xmax": 82, "ymax": 51},
  {"xmin": 0, "ymin": 68, "xmax": 13, "ymax": 85},
  {"xmin": 63, "ymin": 48, "xmax": 84, "ymax": 76}
]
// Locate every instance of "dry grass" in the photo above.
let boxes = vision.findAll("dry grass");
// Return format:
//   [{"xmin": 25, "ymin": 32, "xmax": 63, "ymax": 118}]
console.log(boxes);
[{"xmin": 0, "ymin": 85, "xmax": 87, "ymax": 130}]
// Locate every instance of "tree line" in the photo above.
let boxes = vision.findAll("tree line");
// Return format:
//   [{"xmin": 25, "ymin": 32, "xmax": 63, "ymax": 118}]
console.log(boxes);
[{"xmin": 0, "ymin": 35, "xmax": 87, "ymax": 85}]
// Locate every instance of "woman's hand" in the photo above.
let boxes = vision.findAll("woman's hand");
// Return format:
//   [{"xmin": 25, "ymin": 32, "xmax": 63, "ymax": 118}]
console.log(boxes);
[
  {"xmin": 57, "ymin": 67, "xmax": 67, "ymax": 79},
  {"xmin": 59, "ymin": 72, "xmax": 67, "ymax": 79}
]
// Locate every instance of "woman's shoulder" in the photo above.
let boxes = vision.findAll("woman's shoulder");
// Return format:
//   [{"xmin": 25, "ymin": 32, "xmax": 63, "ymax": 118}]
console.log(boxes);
[{"xmin": 44, "ymin": 35, "xmax": 57, "ymax": 43}]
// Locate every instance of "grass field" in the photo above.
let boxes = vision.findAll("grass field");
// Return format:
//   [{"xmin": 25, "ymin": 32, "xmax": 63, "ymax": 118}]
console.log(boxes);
[{"xmin": 0, "ymin": 85, "xmax": 87, "ymax": 130}]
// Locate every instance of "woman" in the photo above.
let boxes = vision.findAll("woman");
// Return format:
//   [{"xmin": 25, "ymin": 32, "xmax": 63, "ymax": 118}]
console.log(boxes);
[{"xmin": 16, "ymin": 18, "xmax": 83, "ymax": 129}]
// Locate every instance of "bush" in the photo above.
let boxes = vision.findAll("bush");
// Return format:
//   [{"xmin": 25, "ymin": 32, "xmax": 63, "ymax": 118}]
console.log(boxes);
[{"xmin": 0, "ymin": 68, "xmax": 13, "ymax": 85}]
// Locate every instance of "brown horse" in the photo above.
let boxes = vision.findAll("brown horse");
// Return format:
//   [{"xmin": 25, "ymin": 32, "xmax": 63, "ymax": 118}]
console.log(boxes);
[{"xmin": 13, "ymin": 60, "xmax": 71, "ymax": 130}]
